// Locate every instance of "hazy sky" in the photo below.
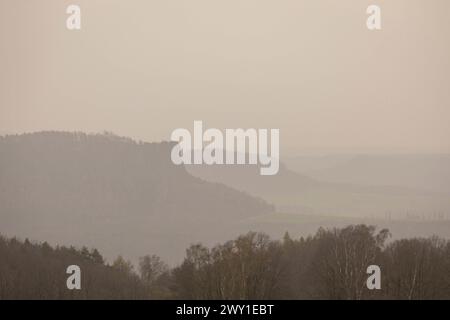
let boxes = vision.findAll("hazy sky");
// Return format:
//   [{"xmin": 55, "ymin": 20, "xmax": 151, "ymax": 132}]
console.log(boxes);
[{"xmin": 1, "ymin": 0, "xmax": 449, "ymax": 156}]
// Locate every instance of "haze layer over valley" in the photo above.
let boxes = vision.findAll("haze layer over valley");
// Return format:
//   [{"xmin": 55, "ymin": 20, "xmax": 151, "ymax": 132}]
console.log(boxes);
[{"xmin": 1, "ymin": 132, "xmax": 449, "ymax": 264}]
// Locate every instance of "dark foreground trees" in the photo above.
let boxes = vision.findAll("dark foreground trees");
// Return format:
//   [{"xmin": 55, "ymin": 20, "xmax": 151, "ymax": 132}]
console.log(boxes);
[
  {"xmin": 0, "ymin": 236, "xmax": 147, "ymax": 299},
  {"xmin": 382, "ymin": 237, "xmax": 450, "ymax": 299},
  {"xmin": 172, "ymin": 233, "xmax": 284, "ymax": 299},
  {"xmin": 0, "ymin": 225, "xmax": 449, "ymax": 300}
]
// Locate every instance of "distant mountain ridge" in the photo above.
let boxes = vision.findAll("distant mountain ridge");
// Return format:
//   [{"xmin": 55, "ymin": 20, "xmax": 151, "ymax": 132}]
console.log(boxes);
[
  {"xmin": 187, "ymin": 154, "xmax": 450, "ymax": 218},
  {"xmin": 286, "ymin": 154, "xmax": 450, "ymax": 193}
]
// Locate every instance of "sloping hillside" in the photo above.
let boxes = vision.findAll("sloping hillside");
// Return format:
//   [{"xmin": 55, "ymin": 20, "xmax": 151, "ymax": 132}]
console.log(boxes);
[
  {"xmin": 187, "ymin": 158, "xmax": 450, "ymax": 218},
  {"xmin": 286, "ymin": 154, "xmax": 450, "ymax": 193},
  {"xmin": 0, "ymin": 132, "xmax": 273, "ymax": 263}
]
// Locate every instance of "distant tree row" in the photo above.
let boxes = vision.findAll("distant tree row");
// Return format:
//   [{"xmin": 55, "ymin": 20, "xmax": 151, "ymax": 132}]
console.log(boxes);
[{"xmin": 0, "ymin": 225, "xmax": 449, "ymax": 300}]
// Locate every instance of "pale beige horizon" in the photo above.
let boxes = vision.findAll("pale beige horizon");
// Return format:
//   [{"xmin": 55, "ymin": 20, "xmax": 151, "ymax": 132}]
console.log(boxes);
[{"xmin": 1, "ymin": 0, "xmax": 450, "ymax": 156}]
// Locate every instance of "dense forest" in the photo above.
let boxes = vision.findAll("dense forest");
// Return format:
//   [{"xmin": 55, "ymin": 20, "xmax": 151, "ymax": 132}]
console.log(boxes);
[{"xmin": 0, "ymin": 224, "xmax": 449, "ymax": 300}]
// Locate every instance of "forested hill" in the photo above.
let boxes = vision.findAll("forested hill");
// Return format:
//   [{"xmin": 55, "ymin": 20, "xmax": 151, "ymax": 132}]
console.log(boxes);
[{"xmin": 0, "ymin": 132, "xmax": 273, "ymax": 263}]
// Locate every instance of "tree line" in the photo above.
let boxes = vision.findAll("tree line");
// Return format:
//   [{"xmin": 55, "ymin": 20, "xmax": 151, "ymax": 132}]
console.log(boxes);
[{"xmin": 0, "ymin": 224, "xmax": 449, "ymax": 300}]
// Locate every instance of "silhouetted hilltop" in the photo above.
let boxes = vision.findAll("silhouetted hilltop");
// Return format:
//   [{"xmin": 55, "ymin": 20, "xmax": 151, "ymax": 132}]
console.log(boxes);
[{"xmin": 0, "ymin": 132, "xmax": 273, "ymax": 263}]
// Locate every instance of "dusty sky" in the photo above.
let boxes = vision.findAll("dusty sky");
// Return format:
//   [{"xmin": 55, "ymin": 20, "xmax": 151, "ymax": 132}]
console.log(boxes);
[{"xmin": 1, "ymin": 0, "xmax": 449, "ymax": 156}]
